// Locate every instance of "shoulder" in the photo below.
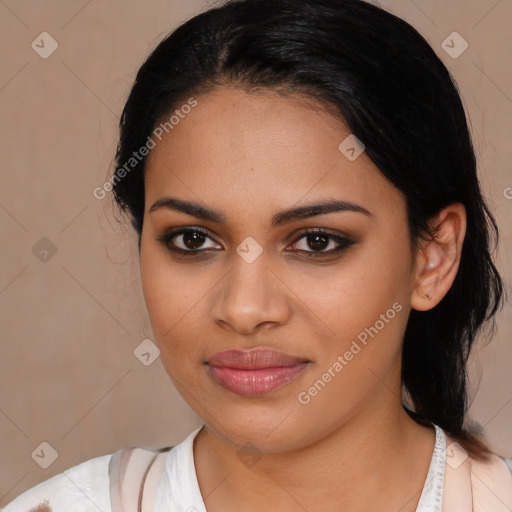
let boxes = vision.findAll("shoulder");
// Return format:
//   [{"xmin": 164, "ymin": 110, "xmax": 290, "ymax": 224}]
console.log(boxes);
[
  {"xmin": 443, "ymin": 432, "xmax": 512, "ymax": 511},
  {"xmin": 468, "ymin": 452, "xmax": 512, "ymax": 510},
  {"xmin": 2, "ymin": 453, "xmax": 112, "ymax": 512}
]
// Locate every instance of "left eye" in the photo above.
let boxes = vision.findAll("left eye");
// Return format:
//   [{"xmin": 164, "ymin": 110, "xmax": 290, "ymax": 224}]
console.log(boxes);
[{"xmin": 288, "ymin": 231, "xmax": 353, "ymax": 254}]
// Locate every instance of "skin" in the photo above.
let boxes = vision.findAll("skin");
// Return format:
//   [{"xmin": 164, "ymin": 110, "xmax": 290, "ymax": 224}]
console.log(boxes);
[{"xmin": 140, "ymin": 86, "xmax": 467, "ymax": 512}]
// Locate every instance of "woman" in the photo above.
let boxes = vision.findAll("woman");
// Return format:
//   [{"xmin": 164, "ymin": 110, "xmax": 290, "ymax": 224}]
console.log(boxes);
[{"xmin": 4, "ymin": 0, "xmax": 512, "ymax": 510}]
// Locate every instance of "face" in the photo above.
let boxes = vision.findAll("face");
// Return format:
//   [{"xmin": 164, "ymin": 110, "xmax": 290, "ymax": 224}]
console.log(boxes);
[{"xmin": 140, "ymin": 86, "xmax": 417, "ymax": 452}]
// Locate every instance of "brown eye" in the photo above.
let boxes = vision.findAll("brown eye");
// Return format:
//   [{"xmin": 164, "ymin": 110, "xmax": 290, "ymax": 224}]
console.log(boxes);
[
  {"xmin": 156, "ymin": 228, "xmax": 221, "ymax": 253},
  {"xmin": 180, "ymin": 231, "xmax": 207, "ymax": 250},
  {"xmin": 303, "ymin": 233, "xmax": 331, "ymax": 251},
  {"xmin": 288, "ymin": 230, "xmax": 355, "ymax": 256}
]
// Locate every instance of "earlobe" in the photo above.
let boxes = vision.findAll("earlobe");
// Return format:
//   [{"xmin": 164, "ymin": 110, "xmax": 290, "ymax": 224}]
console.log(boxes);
[{"xmin": 410, "ymin": 203, "xmax": 466, "ymax": 312}]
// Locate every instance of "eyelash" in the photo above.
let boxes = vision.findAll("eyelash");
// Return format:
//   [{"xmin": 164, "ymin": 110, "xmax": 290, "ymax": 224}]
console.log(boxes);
[{"xmin": 155, "ymin": 227, "xmax": 355, "ymax": 259}]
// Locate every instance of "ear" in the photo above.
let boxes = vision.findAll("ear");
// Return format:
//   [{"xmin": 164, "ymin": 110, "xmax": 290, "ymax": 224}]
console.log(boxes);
[{"xmin": 410, "ymin": 202, "xmax": 466, "ymax": 311}]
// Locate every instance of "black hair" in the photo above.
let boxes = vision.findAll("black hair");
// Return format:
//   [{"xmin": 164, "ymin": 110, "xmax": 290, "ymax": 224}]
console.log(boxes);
[{"xmin": 111, "ymin": 0, "xmax": 506, "ymax": 461}]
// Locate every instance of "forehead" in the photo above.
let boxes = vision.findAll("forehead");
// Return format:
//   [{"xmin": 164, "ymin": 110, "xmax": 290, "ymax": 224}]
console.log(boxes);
[{"xmin": 144, "ymin": 87, "xmax": 404, "ymax": 221}]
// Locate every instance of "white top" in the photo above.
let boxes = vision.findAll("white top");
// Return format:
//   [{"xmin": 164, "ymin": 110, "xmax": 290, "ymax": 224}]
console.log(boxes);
[{"xmin": 3, "ymin": 424, "xmax": 447, "ymax": 512}]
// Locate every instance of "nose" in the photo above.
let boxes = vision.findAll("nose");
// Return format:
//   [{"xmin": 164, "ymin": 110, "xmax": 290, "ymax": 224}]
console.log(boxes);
[{"xmin": 210, "ymin": 255, "xmax": 291, "ymax": 335}]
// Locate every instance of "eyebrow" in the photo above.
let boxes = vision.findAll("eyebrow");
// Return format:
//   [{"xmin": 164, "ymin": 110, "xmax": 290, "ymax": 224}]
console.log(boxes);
[{"xmin": 149, "ymin": 196, "xmax": 371, "ymax": 226}]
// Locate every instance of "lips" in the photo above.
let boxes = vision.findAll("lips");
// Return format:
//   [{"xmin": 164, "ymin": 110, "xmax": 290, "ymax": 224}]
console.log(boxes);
[
  {"xmin": 208, "ymin": 348, "xmax": 308, "ymax": 369},
  {"xmin": 206, "ymin": 348, "xmax": 310, "ymax": 396}
]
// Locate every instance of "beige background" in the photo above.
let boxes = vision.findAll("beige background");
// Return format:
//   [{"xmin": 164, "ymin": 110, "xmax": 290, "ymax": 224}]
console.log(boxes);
[{"xmin": 0, "ymin": 0, "xmax": 511, "ymax": 504}]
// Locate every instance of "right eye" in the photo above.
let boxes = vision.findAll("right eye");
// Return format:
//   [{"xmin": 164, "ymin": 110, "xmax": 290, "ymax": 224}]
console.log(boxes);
[{"xmin": 156, "ymin": 227, "xmax": 222, "ymax": 255}]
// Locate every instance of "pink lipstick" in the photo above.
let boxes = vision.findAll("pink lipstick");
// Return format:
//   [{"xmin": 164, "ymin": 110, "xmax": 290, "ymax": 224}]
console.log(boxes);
[{"xmin": 207, "ymin": 348, "xmax": 310, "ymax": 396}]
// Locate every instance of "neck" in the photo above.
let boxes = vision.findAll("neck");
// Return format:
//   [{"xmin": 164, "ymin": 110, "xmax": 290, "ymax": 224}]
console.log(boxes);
[{"xmin": 193, "ymin": 400, "xmax": 436, "ymax": 512}]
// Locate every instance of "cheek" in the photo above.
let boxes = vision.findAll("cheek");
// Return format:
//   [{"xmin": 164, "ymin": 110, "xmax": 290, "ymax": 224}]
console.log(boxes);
[
  {"xmin": 298, "ymin": 234, "xmax": 412, "ymax": 381},
  {"xmin": 305, "ymin": 244, "xmax": 410, "ymax": 334},
  {"xmin": 140, "ymin": 242, "xmax": 180, "ymax": 347},
  {"xmin": 139, "ymin": 242, "xmax": 212, "ymax": 365},
  {"xmin": 295, "ymin": 268, "xmax": 408, "ymax": 418}
]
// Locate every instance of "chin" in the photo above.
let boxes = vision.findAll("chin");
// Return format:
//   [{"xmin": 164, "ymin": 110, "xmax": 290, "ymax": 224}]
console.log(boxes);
[{"xmin": 202, "ymin": 408, "xmax": 313, "ymax": 454}]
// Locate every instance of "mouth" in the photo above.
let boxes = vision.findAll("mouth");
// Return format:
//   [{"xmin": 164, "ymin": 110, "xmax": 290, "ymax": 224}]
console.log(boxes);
[{"xmin": 206, "ymin": 348, "xmax": 311, "ymax": 396}]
